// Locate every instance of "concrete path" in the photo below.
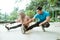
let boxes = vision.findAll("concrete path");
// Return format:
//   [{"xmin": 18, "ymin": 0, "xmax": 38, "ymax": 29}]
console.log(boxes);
[{"xmin": 0, "ymin": 22, "xmax": 60, "ymax": 40}]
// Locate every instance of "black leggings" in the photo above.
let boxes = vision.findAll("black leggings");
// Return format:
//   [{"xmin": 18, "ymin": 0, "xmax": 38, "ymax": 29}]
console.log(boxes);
[
  {"xmin": 10, "ymin": 24, "xmax": 22, "ymax": 29},
  {"xmin": 26, "ymin": 21, "xmax": 50, "ymax": 31}
]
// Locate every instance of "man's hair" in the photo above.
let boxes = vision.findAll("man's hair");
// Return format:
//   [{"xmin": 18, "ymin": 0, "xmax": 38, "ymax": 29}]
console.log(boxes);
[{"xmin": 37, "ymin": 6, "xmax": 42, "ymax": 10}]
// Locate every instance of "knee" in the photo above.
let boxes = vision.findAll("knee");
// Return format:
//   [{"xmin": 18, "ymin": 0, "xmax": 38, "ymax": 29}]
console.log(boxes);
[{"xmin": 42, "ymin": 22, "xmax": 50, "ymax": 28}]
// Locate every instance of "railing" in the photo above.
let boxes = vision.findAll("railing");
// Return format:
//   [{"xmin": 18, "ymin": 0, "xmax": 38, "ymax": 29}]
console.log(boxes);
[{"xmin": 0, "ymin": 21, "xmax": 15, "ymax": 23}]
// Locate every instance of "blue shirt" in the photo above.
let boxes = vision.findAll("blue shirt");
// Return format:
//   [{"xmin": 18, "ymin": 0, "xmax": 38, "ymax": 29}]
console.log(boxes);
[{"xmin": 33, "ymin": 11, "xmax": 50, "ymax": 22}]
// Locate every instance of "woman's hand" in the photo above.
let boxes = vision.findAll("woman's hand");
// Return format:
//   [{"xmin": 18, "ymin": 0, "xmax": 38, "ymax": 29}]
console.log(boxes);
[{"xmin": 39, "ymin": 23, "xmax": 43, "ymax": 26}]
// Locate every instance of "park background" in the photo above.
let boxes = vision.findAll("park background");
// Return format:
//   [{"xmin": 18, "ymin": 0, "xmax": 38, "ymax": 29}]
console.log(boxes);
[
  {"xmin": 0, "ymin": 0, "xmax": 60, "ymax": 23},
  {"xmin": 0, "ymin": 0, "xmax": 60, "ymax": 40}
]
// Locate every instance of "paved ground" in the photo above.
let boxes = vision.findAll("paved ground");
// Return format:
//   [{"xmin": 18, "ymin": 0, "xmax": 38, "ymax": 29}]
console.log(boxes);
[{"xmin": 0, "ymin": 22, "xmax": 60, "ymax": 40}]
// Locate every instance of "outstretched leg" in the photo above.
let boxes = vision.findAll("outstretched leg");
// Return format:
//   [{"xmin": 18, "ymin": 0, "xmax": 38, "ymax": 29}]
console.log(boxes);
[
  {"xmin": 26, "ymin": 22, "xmax": 50, "ymax": 31},
  {"xmin": 26, "ymin": 22, "xmax": 41, "ymax": 31},
  {"xmin": 5, "ymin": 24, "xmax": 22, "ymax": 30}
]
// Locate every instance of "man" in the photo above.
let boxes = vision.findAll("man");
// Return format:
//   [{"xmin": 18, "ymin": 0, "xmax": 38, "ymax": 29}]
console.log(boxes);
[
  {"xmin": 5, "ymin": 12, "xmax": 30, "ymax": 31},
  {"xmin": 25, "ymin": 6, "xmax": 50, "ymax": 32}
]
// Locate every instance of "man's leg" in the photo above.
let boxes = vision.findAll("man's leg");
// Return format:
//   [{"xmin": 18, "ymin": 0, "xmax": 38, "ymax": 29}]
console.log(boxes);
[
  {"xmin": 42, "ymin": 22, "xmax": 50, "ymax": 28},
  {"xmin": 26, "ymin": 21, "xmax": 41, "ymax": 31},
  {"xmin": 26, "ymin": 22, "xmax": 50, "ymax": 31}
]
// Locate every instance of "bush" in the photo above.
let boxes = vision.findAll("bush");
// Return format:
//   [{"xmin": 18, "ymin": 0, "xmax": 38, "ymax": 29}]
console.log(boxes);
[{"xmin": 25, "ymin": 10, "xmax": 36, "ymax": 18}]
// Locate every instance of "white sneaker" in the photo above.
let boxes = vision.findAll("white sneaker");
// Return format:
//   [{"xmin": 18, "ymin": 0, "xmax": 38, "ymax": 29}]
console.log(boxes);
[{"xmin": 21, "ymin": 25, "xmax": 26, "ymax": 34}]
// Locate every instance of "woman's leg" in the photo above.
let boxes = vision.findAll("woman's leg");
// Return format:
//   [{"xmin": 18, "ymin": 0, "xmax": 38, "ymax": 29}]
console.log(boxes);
[
  {"xmin": 5, "ymin": 24, "xmax": 22, "ymax": 30},
  {"xmin": 10, "ymin": 24, "xmax": 22, "ymax": 29}
]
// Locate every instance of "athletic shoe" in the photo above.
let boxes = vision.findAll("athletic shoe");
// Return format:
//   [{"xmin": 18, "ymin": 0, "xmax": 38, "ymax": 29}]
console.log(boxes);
[
  {"xmin": 42, "ymin": 26, "xmax": 45, "ymax": 32},
  {"xmin": 21, "ymin": 25, "xmax": 26, "ymax": 34},
  {"xmin": 5, "ymin": 25, "xmax": 10, "ymax": 30}
]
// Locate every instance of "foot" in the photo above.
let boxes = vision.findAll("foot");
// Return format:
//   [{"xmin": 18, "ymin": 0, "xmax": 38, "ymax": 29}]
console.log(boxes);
[
  {"xmin": 21, "ymin": 25, "xmax": 28, "ymax": 34},
  {"xmin": 5, "ymin": 25, "xmax": 10, "ymax": 30},
  {"xmin": 21, "ymin": 26, "xmax": 25, "ymax": 34},
  {"xmin": 42, "ymin": 26, "xmax": 45, "ymax": 32}
]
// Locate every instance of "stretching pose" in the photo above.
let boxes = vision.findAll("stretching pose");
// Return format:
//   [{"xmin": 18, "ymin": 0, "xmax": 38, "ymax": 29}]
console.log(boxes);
[
  {"xmin": 25, "ymin": 6, "xmax": 50, "ymax": 32},
  {"xmin": 5, "ymin": 12, "xmax": 30, "ymax": 31}
]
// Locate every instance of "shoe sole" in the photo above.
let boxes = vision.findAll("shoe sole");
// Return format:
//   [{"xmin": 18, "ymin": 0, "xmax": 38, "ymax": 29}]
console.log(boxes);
[{"xmin": 21, "ymin": 25, "xmax": 26, "ymax": 34}]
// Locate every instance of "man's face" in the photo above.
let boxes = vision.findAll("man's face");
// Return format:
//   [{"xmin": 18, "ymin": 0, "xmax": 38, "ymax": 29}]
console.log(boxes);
[{"xmin": 37, "ymin": 10, "xmax": 42, "ymax": 14}]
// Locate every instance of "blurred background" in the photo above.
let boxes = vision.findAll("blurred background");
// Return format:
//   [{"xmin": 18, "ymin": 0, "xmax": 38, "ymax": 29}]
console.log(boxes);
[
  {"xmin": 0, "ymin": 0, "xmax": 60, "ymax": 23},
  {"xmin": 0, "ymin": 0, "xmax": 60, "ymax": 40}
]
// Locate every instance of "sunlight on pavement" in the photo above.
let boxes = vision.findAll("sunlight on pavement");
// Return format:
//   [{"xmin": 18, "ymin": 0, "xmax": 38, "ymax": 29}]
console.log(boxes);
[{"xmin": 0, "ymin": 23, "xmax": 60, "ymax": 40}]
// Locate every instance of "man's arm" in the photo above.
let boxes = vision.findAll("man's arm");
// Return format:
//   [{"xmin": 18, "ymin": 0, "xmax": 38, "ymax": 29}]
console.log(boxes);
[
  {"xmin": 24, "ymin": 14, "xmax": 37, "ymax": 25},
  {"xmin": 39, "ymin": 16, "xmax": 50, "ymax": 26}
]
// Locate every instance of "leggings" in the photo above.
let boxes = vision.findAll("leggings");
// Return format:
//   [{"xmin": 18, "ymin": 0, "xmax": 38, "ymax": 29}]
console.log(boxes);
[{"xmin": 26, "ymin": 21, "xmax": 50, "ymax": 31}]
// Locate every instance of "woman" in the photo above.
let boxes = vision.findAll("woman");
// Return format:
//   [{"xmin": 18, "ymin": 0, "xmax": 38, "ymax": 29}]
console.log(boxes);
[{"xmin": 5, "ymin": 11, "xmax": 30, "ymax": 32}]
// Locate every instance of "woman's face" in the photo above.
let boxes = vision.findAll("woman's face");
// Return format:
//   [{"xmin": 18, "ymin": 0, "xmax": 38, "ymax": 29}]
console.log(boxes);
[{"xmin": 20, "ymin": 13, "xmax": 25, "ymax": 18}]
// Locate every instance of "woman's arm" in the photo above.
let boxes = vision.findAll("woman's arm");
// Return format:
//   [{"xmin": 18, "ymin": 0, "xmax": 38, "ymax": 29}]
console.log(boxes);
[{"xmin": 24, "ymin": 18, "xmax": 35, "ymax": 25}]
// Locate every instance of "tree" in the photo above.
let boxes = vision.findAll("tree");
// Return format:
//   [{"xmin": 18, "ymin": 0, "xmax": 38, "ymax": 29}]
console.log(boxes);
[
  {"xmin": 25, "ymin": 10, "xmax": 35, "ymax": 18},
  {"xmin": 25, "ymin": 0, "xmax": 60, "ymax": 22},
  {"xmin": 9, "ymin": 7, "xmax": 18, "ymax": 21}
]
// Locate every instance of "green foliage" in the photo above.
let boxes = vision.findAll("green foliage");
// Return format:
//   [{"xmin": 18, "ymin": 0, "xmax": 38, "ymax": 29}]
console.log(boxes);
[
  {"xmin": 0, "ymin": 7, "xmax": 18, "ymax": 22},
  {"xmin": 25, "ymin": 0, "xmax": 60, "ymax": 22},
  {"xmin": 0, "ymin": 0, "xmax": 60, "ymax": 22},
  {"xmin": 25, "ymin": 10, "xmax": 35, "ymax": 18},
  {"xmin": 8, "ymin": 8, "xmax": 18, "ymax": 21},
  {"xmin": 26, "ymin": 0, "xmax": 47, "ymax": 11},
  {"xmin": 47, "ymin": 0, "xmax": 57, "ymax": 6}
]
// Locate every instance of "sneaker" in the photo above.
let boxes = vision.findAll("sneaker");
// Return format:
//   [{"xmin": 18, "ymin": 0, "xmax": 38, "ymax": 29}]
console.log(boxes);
[
  {"xmin": 21, "ymin": 25, "xmax": 27, "ymax": 34},
  {"xmin": 42, "ymin": 26, "xmax": 45, "ymax": 32},
  {"xmin": 5, "ymin": 25, "xmax": 10, "ymax": 30}
]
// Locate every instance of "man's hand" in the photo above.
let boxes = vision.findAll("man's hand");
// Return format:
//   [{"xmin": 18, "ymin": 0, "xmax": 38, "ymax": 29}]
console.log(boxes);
[{"xmin": 39, "ymin": 16, "xmax": 50, "ymax": 26}]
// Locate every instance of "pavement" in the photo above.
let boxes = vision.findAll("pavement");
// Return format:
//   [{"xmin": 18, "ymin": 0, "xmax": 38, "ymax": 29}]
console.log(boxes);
[{"xmin": 0, "ymin": 22, "xmax": 60, "ymax": 40}]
